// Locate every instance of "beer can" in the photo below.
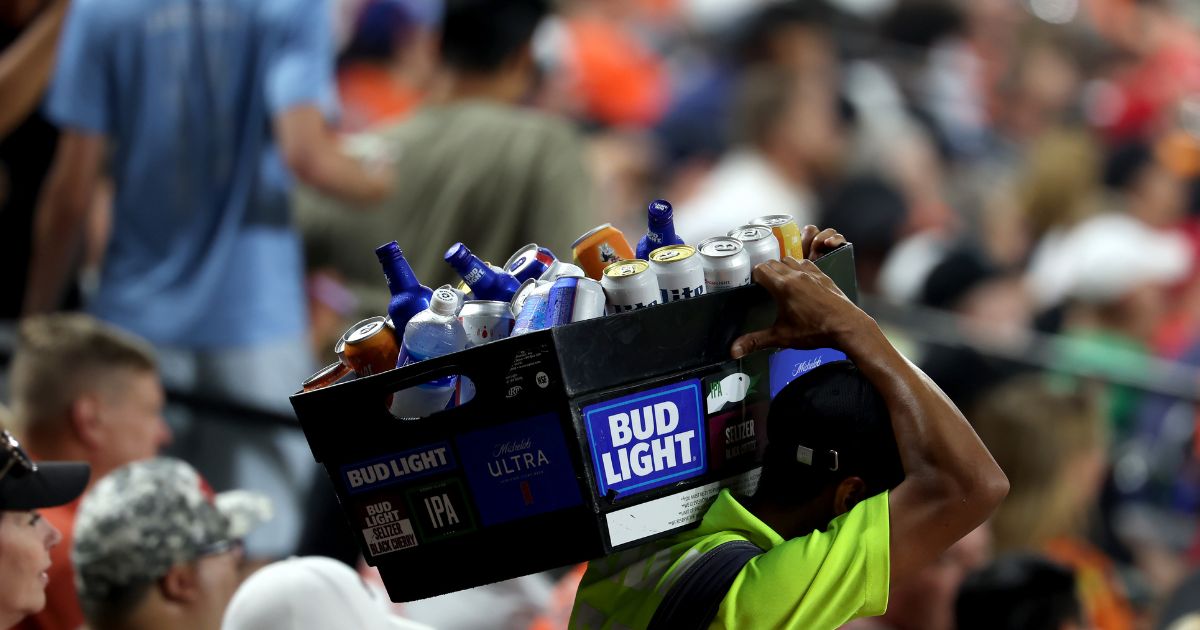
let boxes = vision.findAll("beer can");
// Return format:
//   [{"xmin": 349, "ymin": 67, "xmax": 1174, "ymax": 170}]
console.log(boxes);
[
  {"xmin": 752, "ymin": 215, "xmax": 804, "ymax": 260},
  {"xmin": 572, "ymin": 223, "xmax": 636, "ymax": 280},
  {"xmin": 341, "ymin": 316, "xmax": 400, "ymax": 377},
  {"xmin": 301, "ymin": 361, "xmax": 352, "ymax": 392},
  {"xmin": 459, "ymin": 300, "xmax": 514, "ymax": 347},
  {"xmin": 539, "ymin": 260, "xmax": 586, "ymax": 282},
  {"xmin": 728, "ymin": 224, "xmax": 780, "ymax": 269},
  {"xmin": 600, "ymin": 259, "xmax": 660, "ymax": 314},
  {"xmin": 648, "ymin": 245, "xmax": 705, "ymax": 303},
  {"xmin": 512, "ymin": 281, "xmax": 554, "ymax": 335},
  {"xmin": 547, "ymin": 277, "xmax": 606, "ymax": 325},
  {"xmin": 503, "ymin": 244, "xmax": 557, "ymax": 284},
  {"xmin": 697, "ymin": 237, "xmax": 752, "ymax": 292}
]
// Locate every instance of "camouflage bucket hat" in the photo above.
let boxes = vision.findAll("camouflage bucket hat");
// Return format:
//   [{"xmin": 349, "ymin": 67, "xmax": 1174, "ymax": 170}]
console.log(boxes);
[{"xmin": 72, "ymin": 457, "xmax": 272, "ymax": 604}]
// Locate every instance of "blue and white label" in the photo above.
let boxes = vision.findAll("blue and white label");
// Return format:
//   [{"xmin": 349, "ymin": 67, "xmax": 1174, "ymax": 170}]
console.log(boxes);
[
  {"xmin": 341, "ymin": 442, "xmax": 456, "ymax": 494},
  {"xmin": 456, "ymin": 413, "xmax": 582, "ymax": 526},
  {"xmin": 769, "ymin": 348, "xmax": 847, "ymax": 398},
  {"xmin": 583, "ymin": 379, "xmax": 706, "ymax": 498}
]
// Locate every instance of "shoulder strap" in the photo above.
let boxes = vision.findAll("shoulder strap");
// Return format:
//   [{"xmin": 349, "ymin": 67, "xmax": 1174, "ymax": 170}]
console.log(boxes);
[{"xmin": 647, "ymin": 540, "xmax": 764, "ymax": 630}]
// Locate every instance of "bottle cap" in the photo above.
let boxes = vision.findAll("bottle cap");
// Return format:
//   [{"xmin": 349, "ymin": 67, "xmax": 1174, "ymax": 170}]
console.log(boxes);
[
  {"xmin": 648, "ymin": 199, "xmax": 673, "ymax": 221},
  {"xmin": 430, "ymin": 288, "xmax": 460, "ymax": 316},
  {"xmin": 375, "ymin": 241, "xmax": 403, "ymax": 262},
  {"xmin": 444, "ymin": 243, "xmax": 472, "ymax": 266}
]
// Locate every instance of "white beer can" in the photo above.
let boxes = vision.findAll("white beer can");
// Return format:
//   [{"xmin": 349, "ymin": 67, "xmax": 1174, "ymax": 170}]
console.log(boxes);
[
  {"xmin": 648, "ymin": 245, "xmax": 705, "ymax": 303},
  {"xmin": 727, "ymin": 224, "xmax": 779, "ymax": 269},
  {"xmin": 600, "ymin": 259, "xmax": 660, "ymax": 314},
  {"xmin": 697, "ymin": 237, "xmax": 752, "ymax": 292}
]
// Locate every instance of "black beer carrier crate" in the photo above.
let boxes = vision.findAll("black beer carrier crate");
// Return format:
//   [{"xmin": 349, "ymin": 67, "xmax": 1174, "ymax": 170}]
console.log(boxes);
[{"xmin": 290, "ymin": 246, "xmax": 859, "ymax": 602}]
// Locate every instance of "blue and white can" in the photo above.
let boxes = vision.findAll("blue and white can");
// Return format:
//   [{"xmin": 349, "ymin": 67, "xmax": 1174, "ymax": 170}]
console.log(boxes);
[
  {"xmin": 512, "ymin": 280, "xmax": 554, "ymax": 336},
  {"xmin": 546, "ymin": 277, "xmax": 606, "ymax": 326}
]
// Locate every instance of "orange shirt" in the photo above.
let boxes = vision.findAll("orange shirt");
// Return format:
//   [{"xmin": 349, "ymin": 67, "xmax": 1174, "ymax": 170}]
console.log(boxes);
[
  {"xmin": 336, "ymin": 64, "xmax": 420, "ymax": 133},
  {"xmin": 1045, "ymin": 537, "xmax": 1135, "ymax": 630},
  {"xmin": 18, "ymin": 497, "xmax": 83, "ymax": 630}
]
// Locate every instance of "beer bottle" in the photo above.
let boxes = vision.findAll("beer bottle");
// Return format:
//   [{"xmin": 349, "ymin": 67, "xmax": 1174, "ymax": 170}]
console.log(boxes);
[
  {"xmin": 376, "ymin": 241, "xmax": 433, "ymax": 331},
  {"xmin": 444, "ymin": 243, "xmax": 522, "ymax": 302},
  {"xmin": 636, "ymin": 199, "xmax": 685, "ymax": 260}
]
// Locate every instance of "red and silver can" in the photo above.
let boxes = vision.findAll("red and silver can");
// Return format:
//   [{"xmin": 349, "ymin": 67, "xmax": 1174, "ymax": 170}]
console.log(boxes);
[
  {"xmin": 600, "ymin": 259, "xmax": 660, "ymax": 313},
  {"xmin": 728, "ymin": 224, "xmax": 779, "ymax": 269},
  {"xmin": 459, "ymin": 300, "xmax": 515, "ymax": 347},
  {"xmin": 503, "ymin": 244, "xmax": 557, "ymax": 284},
  {"xmin": 547, "ymin": 277, "xmax": 606, "ymax": 324},
  {"xmin": 697, "ymin": 237, "xmax": 752, "ymax": 292},
  {"xmin": 341, "ymin": 316, "xmax": 400, "ymax": 376},
  {"xmin": 301, "ymin": 361, "xmax": 352, "ymax": 392},
  {"xmin": 648, "ymin": 245, "xmax": 705, "ymax": 303}
]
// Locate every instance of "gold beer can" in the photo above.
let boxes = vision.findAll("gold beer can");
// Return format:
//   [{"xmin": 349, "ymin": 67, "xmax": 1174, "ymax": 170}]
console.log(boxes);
[{"xmin": 752, "ymin": 215, "xmax": 804, "ymax": 261}]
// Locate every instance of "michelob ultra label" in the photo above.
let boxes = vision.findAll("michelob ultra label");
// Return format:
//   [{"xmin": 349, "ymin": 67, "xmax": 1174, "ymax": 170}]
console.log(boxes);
[{"xmin": 583, "ymin": 379, "xmax": 706, "ymax": 497}]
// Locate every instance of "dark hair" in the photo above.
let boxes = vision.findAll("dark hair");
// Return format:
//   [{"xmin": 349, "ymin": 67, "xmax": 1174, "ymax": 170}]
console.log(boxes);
[
  {"xmin": 81, "ymin": 580, "xmax": 155, "ymax": 630},
  {"xmin": 339, "ymin": 0, "xmax": 418, "ymax": 66},
  {"xmin": 733, "ymin": 1, "xmax": 832, "ymax": 66},
  {"xmin": 955, "ymin": 554, "xmax": 1083, "ymax": 630},
  {"xmin": 440, "ymin": 0, "xmax": 548, "ymax": 73},
  {"xmin": 754, "ymin": 362, "xmax": 903, "ymax": 507},
  {"xmin": 729, "ymin": 67, "xmax": 798, "ymax": 149}
]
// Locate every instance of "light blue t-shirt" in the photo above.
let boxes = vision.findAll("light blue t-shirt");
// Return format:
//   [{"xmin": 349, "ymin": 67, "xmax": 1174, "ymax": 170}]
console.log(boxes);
[{"xmin": 47, "ymin": 0, "xmax": 337, "ymax": 347}]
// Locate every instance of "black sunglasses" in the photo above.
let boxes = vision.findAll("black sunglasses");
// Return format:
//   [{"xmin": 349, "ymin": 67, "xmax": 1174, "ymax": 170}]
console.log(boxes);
[{"xmin": 0, "ymin": 431, "xmax": 36, "ymax": 485}]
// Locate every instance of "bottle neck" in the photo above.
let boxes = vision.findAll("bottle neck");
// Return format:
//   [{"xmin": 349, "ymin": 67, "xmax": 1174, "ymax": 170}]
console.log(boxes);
[
  {"xmin": 381, "ymin": 255, "xmax": 421, "ymax": 294},
  {"xmin": 648, "ymin": 215, "xmax": 677, "ymax": 242},
  {"xmin": 450, "ymin": 254, "xmax": 495, "ymax": 289}
]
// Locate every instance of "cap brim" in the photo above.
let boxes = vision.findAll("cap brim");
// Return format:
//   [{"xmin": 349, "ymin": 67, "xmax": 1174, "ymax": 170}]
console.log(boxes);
[
  {"xmin": 0, "ymin": 461, "xmax": 90, "ymax": 511},
  {"xmin": 214, "ymin": 490, "xmax": 274, "ymax": 540}
]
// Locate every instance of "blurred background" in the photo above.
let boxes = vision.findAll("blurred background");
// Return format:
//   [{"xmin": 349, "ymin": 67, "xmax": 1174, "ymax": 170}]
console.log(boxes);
[{"xmin": 6, "ymin": 0, "xmax": 1200, "ymax": 628}]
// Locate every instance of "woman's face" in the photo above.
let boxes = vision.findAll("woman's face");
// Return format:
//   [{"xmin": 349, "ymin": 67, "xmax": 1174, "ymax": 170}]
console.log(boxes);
[{"xmin": 0, "ymin": 511, "xmax": 62, "ymax": 620}]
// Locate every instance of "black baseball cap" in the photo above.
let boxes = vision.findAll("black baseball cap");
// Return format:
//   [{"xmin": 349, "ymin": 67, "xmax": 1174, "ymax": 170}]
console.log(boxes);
[
  {"xmin": 0, "ymin": 431, "xmax": 89, "ymax": 511},
  {"xmin": 765, "ymin": 361, "xmax": 903, "ymax": 493}
]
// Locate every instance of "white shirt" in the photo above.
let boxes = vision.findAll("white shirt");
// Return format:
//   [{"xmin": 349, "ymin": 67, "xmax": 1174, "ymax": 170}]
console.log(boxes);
[{"xmin": 674, "ymin": 150, "xmax": 815, "ymax": 245}]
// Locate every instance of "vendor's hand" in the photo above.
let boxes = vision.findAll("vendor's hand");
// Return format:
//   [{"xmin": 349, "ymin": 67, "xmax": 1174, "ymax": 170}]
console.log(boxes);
[
  {"xmin": 800, "ymin": 225, "xmax": 846, "ymax": 261},
  {"xmin": 731, "ymin": 256, "xmax": 874, "ymax": 359}
]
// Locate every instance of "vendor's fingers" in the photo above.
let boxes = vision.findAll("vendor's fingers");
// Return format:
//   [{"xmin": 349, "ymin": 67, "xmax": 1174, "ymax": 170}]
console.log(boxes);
[
  {"xmin": 800, "ymin": 224, "xmax": 821, "ymax": 258},
  {"xmin": 732, "ymin": 328, "xmax": 782, "ymax": 359}
]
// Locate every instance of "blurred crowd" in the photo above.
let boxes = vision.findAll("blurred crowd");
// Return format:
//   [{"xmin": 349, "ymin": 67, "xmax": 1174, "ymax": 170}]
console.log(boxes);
[{"xmin": 5, "ymin": 0, "xmax": 1200, "ymax": 628}]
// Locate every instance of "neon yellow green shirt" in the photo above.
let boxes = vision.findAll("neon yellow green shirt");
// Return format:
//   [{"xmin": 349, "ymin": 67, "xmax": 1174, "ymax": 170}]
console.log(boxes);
[{"xmin": 571, "ymin": 488, "xmax": 891, "ymax": 630}]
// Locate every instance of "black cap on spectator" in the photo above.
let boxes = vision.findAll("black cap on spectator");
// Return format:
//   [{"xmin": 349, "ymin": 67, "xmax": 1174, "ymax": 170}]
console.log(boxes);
[
  {"xmin": 1103, "ymin": 141, "xmax": 1154, "ymax": 192},
  {"xmin": 820, "ymin": 176, "xmax": 908, "ymax": 261},
  {"xmin": 956, "ymin": 554, "xmax": 1082, "ymax": 630},
  {"xmin": 920, "ymin": 246, "xmax": 1001, "ymax": 311}
]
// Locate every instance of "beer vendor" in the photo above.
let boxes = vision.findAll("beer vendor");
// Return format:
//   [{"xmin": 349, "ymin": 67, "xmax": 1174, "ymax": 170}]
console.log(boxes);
[{"xmin": 570, "ymin": 227, "xmax": 1009, "ymax": 629}]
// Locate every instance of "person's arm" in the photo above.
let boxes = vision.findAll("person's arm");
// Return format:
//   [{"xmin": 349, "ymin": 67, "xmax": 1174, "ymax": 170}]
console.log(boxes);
[
  {"xmin": 731, "ymin": 227, "xmax": 1009, "ymax": 587},
  {"xmin": 274, "ymin": 105, "xmax": 391, "ymax": 204},
  {"xmin": 0, "ymin": 0, "xmax": 68, "ymax": 138},
  {"xmin": 22, "ymin": 130, "xmax": 106, "ymax": 314}
]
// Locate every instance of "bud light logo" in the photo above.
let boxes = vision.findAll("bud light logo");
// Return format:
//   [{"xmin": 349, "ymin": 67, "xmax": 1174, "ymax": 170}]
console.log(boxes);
[
  {"xmin": 583, "ymin": 379, "xmax": 706, "ymax": 498},
  {"xmin": 341, "ymin": 442, "xmax": 456, "ymax": 494}
]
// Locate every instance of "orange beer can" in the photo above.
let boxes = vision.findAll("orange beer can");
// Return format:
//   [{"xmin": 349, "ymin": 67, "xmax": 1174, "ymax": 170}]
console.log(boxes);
[
  {"xmin": 752, "ymin": 215, "xmax": 804, "ymax": 261},
  {"xmin": 572, "ymin": 224, "xmax": 635, "ymax": 280},
  {"xmin": 341, "ymin": 316, "xmax": 400, "ymax": 377},
  {"xmin": 301, "ymin": 361, "xmax": 352, "ymax": 392}
]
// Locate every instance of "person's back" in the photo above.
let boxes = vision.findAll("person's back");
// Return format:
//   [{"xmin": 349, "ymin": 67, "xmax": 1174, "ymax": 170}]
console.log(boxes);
[
  {"xmin": 46, "ymin": 0, "xmax": 335, "ymax": 347},
  {"xmin": 296, "ymin": 0, "xmax": 598, "ymax": 305},
  {"xmin": 300, "ymin": 101, "xmax": 596, "ymax": 294}
]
